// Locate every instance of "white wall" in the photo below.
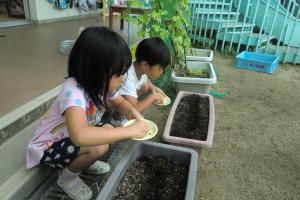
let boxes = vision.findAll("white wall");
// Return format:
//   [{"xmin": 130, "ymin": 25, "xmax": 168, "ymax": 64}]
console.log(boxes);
[{"xmin": 28, "ymin": 0, "xmax": 102, "ymax": 22}]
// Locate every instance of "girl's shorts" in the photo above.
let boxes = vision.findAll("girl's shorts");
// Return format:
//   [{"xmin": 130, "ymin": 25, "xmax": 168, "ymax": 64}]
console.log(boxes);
[{"xmin": 40, "ymin": 138, "xmax": 80, "ymax": 169}]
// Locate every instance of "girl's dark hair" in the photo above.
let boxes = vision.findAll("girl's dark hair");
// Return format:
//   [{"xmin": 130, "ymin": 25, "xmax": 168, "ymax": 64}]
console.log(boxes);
[
  {"xmin": 135, "ymin": 37, "xmax": 170, "ymax": 68},
  {"xmin": 68, "ymin": 26, "xmax": 132, "ymax": 109}
]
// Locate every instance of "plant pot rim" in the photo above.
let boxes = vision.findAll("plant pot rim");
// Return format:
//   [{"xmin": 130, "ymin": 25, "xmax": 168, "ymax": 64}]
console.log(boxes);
[
  {"xmin": 171, "ymin": 62, "xmax": 217, "ymax": 84},
  {"xmin": 162, "ymin": 91, "xmax": 215, "ymax": 148}
]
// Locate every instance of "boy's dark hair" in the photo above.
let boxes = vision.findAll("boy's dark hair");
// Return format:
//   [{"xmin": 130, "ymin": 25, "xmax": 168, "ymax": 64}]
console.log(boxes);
[
  {"xmin": 135, "ymin": 37, "xmax": 170, "ymax": 68},
  {"xmin": 68, "ymin": 26, "xmax": 132, "ymax": 109}
]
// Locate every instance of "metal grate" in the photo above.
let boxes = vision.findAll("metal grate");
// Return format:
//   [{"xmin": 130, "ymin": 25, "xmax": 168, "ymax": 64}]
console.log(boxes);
[{"xmin": 190, "ymin": 0, "xmax": 300, "ymax": 64}]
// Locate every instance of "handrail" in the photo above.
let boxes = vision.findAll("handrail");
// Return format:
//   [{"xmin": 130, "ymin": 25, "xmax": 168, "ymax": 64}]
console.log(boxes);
[
  {"xmin": 188, "ymin": 0, "xmax": 300, "ymax": 63},
  {"xmin": 279, "ymin": 0, "xmax": 300, "ymax": 18}
]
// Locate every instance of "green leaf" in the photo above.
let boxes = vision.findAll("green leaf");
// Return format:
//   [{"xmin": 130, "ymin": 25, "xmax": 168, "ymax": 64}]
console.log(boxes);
[
  {"xmin": 129, "ymin": 0, "xmax": 191, "ymax": 72},
  {"xmin": 137, "ymin": 29, "xmax": 146, "ymax": 38}
]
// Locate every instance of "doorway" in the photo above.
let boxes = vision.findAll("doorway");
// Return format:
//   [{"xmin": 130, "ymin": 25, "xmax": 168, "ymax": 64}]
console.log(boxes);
[{"xmin": 0, "ymin": 0, "xmax": 30, "ymax": 27}]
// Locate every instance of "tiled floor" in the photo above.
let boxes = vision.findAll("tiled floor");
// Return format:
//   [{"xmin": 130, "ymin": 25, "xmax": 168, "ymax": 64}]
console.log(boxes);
[{"xmin": 0, "ymin": 16, "xmax": 138, "ymax": 117}]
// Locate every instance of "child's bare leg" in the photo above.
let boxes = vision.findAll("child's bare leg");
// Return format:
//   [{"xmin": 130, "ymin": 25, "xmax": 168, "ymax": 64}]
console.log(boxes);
[
  {"xmin": 67, "ymin": 144, "xmax": 109, "ymax": 172},
  {"xmin": 67, "ymin": 124, "xmax": 112, "ymax": 172}
]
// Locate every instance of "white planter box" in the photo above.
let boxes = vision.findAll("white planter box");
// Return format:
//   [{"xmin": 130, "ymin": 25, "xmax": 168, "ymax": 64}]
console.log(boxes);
[
  {"xmin": 186, "ymin": 48, "xmax": 213, "ymax": 62},
  {"xmin": 171, "ymin": 61, "xmax": 217, "ymax": 94}
]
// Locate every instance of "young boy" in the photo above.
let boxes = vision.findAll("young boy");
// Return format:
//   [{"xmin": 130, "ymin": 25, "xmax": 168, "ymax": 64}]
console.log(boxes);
[{"xmin": 111, "ymin": 37, "xmax": 171, "ymax": 126}]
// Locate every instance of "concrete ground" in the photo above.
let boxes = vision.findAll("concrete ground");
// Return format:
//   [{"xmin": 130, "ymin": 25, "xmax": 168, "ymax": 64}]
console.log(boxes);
[
  {"xmin": 147, "ymin": 53, "xmax": 300, "ymax": 200},
  {"xmin": 0, "ymin": 16, "xmax": 137, "ymax": 117},
  {"xmin": 198, "ymin": 53, "xmax": 300, "ymax": 200}
]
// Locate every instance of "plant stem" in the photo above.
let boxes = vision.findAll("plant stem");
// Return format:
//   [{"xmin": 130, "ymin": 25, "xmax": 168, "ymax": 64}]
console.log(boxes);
[{"xmin": 156, "ymin": 0, "xmax": 178, "ymax": 60}]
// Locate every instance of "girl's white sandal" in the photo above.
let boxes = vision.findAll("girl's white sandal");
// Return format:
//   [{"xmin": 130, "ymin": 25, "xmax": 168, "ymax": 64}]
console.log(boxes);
[
  {"xmin": 85, "ymin": 160, "xmax": 110, "ymax": 174},
  {"xmin": 57, "ymin": 174, "xmax": 92, "ymax": 200}
]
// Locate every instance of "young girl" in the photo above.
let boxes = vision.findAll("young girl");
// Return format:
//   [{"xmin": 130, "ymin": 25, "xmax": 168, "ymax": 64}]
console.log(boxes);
[{"xmin": 26, "ymin": 27, "xmax": 149, "ymax": 200}]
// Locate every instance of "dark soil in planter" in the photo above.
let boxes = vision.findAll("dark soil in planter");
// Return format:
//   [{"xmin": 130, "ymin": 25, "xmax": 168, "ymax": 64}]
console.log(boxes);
[
  {"xmin": 113, "ymin": 155, "xmax": 188, "ymax": 200},
  {"xmin": 170, "ymin": 94, "xmax": 209, "ymax": 140}
]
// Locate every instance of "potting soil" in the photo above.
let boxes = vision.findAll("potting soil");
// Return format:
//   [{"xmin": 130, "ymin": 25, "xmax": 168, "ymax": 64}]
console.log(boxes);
[
  {"xmin": 170, "ymin": 94, "xmax": 209, "ymax": 140},
  {"xmin": 113, "ymin": 155, "xmax": 188, "ymax": 200}
]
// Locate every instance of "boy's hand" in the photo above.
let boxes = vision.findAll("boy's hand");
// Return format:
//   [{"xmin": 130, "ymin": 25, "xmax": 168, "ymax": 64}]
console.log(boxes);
[
  {"xmin": 129, "ymin": 120, "xmax": 149, "ymax": 138},
  {"xmin": 151, "ymin": 86, "xmax": 166, "ymax": 97},
  {"xmin": 152, "ymin": 93, "xmax": 164, "ymax": 104}
]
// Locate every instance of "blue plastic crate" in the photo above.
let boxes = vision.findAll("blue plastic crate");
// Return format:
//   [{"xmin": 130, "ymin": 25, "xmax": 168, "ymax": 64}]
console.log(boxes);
[{"xmin": 235, "ymin": 51, "xmax": 279, "ymax": 74}]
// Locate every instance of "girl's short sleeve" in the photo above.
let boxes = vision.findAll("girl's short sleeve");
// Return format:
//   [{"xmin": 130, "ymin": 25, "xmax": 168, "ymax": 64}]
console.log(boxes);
[
  {"xmin": 108, "ymin": 90, "xmax": 120, "ymax": 100},
  {"xmin": 57, "ymin": 78, "xmax": 87, "ymax": 115}
]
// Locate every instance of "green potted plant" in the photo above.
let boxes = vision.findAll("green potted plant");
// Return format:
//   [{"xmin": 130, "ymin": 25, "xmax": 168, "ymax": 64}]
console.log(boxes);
[{"xmin": 125, "ymin": 0, "xmax": 217, "ymax": 93}]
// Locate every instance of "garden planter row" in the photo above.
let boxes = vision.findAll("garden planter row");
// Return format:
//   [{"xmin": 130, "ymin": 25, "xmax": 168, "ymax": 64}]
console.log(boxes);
[
  {"xmin": 171, "ymin": 47, "xmax": 216, "ymax": 94},
  {"xmin": 96, "ymin": 47, "xmax": 216, "ymax": 199},
  {"xmin": 96, "ymin": 91, "xmax": 215, "ymax": 200},
  {"xmin": 97, "ymin": 141, "xmax": 198, "ymax": 200}
]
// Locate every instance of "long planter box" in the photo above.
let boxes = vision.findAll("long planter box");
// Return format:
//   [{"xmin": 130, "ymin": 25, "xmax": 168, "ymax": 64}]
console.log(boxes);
[
  {"xmin": 163, "ymin": 91, "xmax": 215, "ymax": 148},
  {"xmin": 186, "ymin": 48, "xmax": 213, "ymax": 62},
  {"xmin": 171, "ymin": 61, "xmax": 217, "ymax": 94},
  {"xmin": 97, "ymin": 141, "xmax": 198, "ymax": 200}
]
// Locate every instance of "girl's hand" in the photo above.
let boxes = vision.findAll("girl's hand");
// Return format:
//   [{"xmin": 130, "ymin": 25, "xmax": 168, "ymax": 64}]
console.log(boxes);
[
  {"xmin": 152, "ymin": 93, "xmax": 164, "ymax": 104},
  {"xmin": 129, "ymin": 120, "xmax": 149, "ymax": 138}
]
